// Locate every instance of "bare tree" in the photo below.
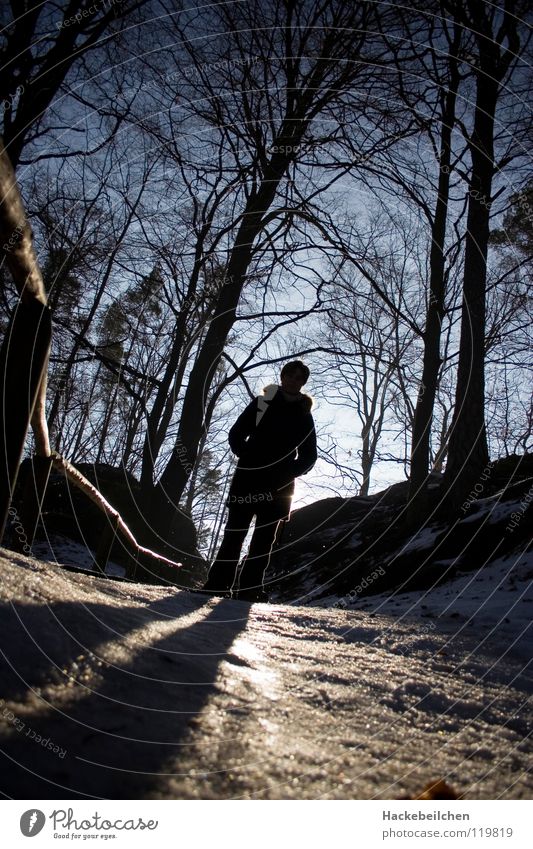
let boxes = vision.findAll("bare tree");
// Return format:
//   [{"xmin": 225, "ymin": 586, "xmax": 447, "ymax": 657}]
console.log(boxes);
[
  {"xmin": 318, "ymin": 226, "xmax": 420, "ymax": 495},
  {"xmin": 442, "ymin": 0, "xmax": 530, "ymax": 509},
  {"xmin": 0, "ymin": 0, "xmax": 147, "ymax": 168},
  {"xmin": 118, "ymin": 0, "xmax": 407, "ymax": 541}
]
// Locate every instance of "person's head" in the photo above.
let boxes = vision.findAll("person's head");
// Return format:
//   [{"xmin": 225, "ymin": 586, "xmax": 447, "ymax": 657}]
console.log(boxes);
[{"xmin": 280, "ymin": 360, "xmax": 310, "ymax": 394}]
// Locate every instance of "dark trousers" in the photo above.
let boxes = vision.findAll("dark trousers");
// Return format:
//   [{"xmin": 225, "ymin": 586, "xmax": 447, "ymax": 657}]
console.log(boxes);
[{"xmin": 205, "ymin": 500, "xmax": 285, "ymax": 593}]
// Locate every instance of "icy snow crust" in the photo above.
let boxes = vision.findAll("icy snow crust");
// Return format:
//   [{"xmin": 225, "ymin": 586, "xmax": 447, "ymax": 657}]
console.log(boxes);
[{"xmin": 0, "ymin": 547, "xmax": 531, "ymax": 799}]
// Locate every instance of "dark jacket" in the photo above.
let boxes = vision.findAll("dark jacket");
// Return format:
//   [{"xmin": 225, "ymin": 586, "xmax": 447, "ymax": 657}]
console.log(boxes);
[{"xmin": 227, "ymin": 384, "xmax": 317, "ymax": 511}]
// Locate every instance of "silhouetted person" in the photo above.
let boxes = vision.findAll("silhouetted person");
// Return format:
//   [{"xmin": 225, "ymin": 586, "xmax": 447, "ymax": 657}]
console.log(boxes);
[{"xmin": 203, "ymin": 361, "xmax": 317, "ymax": 601}]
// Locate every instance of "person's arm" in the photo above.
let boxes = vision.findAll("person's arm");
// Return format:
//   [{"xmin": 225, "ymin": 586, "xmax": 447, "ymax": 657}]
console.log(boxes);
[
  {"xmin": 294, "ymin": 416, "xmax": 317, "ymax": 477},
  {"xmin": 228, "ymin": 398, "xmax": 257, "ymax": 456}
]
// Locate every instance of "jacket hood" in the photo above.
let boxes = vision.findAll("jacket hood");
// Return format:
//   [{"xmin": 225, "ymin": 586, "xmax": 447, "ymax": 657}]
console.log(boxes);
[{"xmin": 261, "ymin": 383, "xmax": 314, "ymax": 412}]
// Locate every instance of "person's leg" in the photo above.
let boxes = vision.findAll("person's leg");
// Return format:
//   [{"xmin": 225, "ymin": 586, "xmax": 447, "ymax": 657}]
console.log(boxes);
[
  {"xmin": 203, "ymin": 503, "xmax": 253, "ymax": 593},
  {"xmin": 237, "ymin": 506, "xmax": 282, "ymax": 598}
]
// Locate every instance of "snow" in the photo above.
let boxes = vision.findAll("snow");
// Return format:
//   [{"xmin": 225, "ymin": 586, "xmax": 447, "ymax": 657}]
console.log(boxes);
[
  {"xmin": 396, "ymin": 526, "xmax": 443, "ymax": 553},
  {"xmin": 0, "ymin": 542, "xmax": 531, "ymax": 800},
  {"xmin": 32, "ymin": 535, "xmax": 126, "ymax": 579},
  {"xmin": 459, "ymin": 496, "xmax": 525, "ymax": 525},
  {"xmin": 319, "ymin": 549, "xmax": 532, "ymax": 663}
]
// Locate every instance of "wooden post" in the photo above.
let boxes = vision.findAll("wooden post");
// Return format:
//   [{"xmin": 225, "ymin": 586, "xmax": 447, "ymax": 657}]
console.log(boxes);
[{"xmin": 0, "ymin": 299, "xmax": 52, "ymax": 540}]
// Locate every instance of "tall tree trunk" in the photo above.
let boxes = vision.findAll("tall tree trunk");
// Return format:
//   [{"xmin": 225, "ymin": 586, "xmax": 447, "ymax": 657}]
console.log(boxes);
[
  {"xmin": 139, "ymin": 233, "xmax": 209, "ymax": 488},
  {"xmin": 144, "ymin": 146, "xmax": 299, "ymax": 535},
  {"xmin": 442, "ymin": 2, "xmax": 519, "ymax": 510},
  {"xmin": 407, "ymin": 40, "xmax": 460, "ymax": 518},
  {"xmin": 359, "ymin": 421, "xmax": 372, "ymax": 498},
  {"xmin": 441, "ymin": 116, "xmax": 495, "ymax": 507}
]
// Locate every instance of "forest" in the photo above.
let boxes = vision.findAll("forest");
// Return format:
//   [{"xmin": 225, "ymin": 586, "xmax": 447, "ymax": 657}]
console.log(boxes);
[
  {"xmin": 1, "ymin": 0, "xmax": 533, "ymax": 811},
  {"xmin": 1, "ymin": 0, "xmax": 532, "ymax": 577}
]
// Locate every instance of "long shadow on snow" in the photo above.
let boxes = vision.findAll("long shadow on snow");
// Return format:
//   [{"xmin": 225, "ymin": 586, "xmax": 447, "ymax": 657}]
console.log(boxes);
[{"xmin": 0, "ymin": 593, "xmax": 251, "ymax": 798}]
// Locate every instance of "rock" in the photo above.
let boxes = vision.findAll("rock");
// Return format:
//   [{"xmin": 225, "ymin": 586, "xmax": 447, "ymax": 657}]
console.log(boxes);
[{"xmin": 13, "ymin": 460, "xmax": 205, "ymax": 584}]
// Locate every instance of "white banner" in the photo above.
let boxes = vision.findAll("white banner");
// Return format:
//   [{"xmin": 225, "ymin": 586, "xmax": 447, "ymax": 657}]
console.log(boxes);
[{"xmin": 3, "ymin": 799, "xmax": 532, "ymax": 848}]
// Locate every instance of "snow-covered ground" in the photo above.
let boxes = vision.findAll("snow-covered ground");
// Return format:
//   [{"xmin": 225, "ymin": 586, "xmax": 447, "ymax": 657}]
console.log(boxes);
[
  {"xmin": 317, "ymin": 550, "xmax": 533, "ymax": 664},
  {"xmin": 32, "ymin": 535, "xmax": 127, "ymax": 579},
  {"xmin": 0, "ymin": 540, "xmax": 531, "ymax": 800}
]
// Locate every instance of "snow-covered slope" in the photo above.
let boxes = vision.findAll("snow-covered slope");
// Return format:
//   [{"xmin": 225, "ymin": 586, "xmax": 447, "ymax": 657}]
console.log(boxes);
[
  {"xmin": 268, "ymin": 480, "xmax": 533, "ymax": 606},
  {"xmin": 0, "ymin": 546, "xmax": 531, "ymax": 800}
]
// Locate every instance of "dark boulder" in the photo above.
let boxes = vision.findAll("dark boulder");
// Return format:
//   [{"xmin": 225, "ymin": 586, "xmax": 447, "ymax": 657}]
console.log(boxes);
[{"xmin": 13, "ymin": 460, "xmax": 205, "ymax": 585}]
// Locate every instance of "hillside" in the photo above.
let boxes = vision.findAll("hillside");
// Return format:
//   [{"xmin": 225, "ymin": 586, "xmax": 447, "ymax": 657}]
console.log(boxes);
[{"xmin": 267, "ymin": 461, "xmax": 533, "ymax": 606}]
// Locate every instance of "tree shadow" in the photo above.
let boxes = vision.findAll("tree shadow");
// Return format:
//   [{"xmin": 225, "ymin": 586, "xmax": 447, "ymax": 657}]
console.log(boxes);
[{"xmin": 0, "ymin": 592, "xmax": 251, "ymax": 798}]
